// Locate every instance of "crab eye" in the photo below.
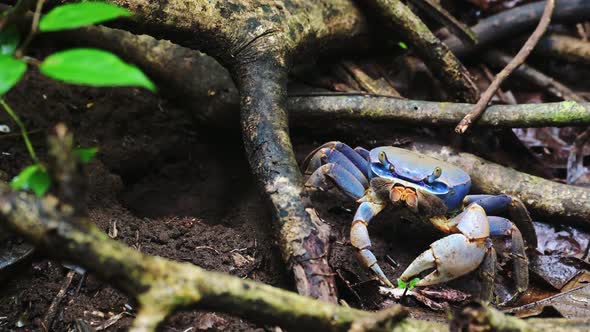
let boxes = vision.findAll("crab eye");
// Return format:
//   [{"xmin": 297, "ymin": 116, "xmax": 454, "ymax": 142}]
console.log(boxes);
[
  {"xmin": 378, "ymin": 151, "xmax": 387, "ymax": 164},
  {"xmin": 433, "ymin": 167, "xmax": 442, "ymax": 178}
]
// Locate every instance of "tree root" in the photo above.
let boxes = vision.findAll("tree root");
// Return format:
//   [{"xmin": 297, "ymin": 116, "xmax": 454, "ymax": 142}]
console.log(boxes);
[
  {"xmin": 483, "ymin": 50, "xmax": 585, "ymax": 102},
  {"xmin": 73, "ymin": 0, "xmax": 376, "ymax": 302},
  {"xmin": 362, "ymin": 0, "xmax": 478, "ymax": 102},
  {"xmin": 413, "ymin": 142, "xmax": 590, "ymax": 228},
  {"xmin": 287, "ymin": 95, "xmax": 590, "ymax": 128}
]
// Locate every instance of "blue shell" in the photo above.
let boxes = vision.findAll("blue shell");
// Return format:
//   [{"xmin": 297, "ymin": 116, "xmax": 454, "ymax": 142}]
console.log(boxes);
[{"xmin": 369, "ymin": 147, "xmax": 471, "ymax": 210}]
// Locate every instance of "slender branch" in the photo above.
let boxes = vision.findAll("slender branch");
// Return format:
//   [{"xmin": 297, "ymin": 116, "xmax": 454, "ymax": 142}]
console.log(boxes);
[
  {"xmin": 455, "ymin": 0, "xmax": 555, "ymax": 134},
  {"xmin": 363, "ymin": 0, "xmax": 478, "ymax": 102},
  {"xmin": 15, "ymin": 0, "xmax": 44, "ymax": 58}
]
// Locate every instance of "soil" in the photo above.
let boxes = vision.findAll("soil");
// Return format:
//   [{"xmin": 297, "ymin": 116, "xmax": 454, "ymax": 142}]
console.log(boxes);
[{"xmin": 0, "ymin": 60, "xmax": 574, "ymax": 330}]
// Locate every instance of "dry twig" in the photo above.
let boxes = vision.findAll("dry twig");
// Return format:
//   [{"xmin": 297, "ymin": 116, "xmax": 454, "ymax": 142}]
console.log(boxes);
[{"xmin": 455, "ymin": 0, "xmax": 556, "ymax": 133}]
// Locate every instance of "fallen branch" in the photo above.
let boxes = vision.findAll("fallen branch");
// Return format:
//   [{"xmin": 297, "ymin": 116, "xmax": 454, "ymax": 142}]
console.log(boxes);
[
  {"xmin": 483, "ymin": 50, "xmax": 585, "ymax": 102},
  {"xmin": 287, "ymin": 96, "xmax": 590, "ymax": 128},
  {"xmin": 535, "ymin": 34, "xmax": 590, "ymax": 65},
  {"xmin": 455, "ymin": 0, "xmax": 555, "ymax": 134},
  {"xmin": 444, "ymin": 0, "xmax": 590, "ymax": 58},
  {"xmin": 363, "ymin": 0, "xmax": 478, "ymax": 102}
]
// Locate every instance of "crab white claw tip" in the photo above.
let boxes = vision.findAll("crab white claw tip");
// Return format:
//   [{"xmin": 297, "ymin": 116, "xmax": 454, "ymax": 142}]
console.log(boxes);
[{"xmin": 401, "ymin": 233, "xmax": 487, "ymax": 286}]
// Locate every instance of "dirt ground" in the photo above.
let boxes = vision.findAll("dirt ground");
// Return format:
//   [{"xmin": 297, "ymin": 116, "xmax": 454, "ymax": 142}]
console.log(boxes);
[{"xmin": 0, "ymin": 59, "xmax": 581, "ymax": 330}]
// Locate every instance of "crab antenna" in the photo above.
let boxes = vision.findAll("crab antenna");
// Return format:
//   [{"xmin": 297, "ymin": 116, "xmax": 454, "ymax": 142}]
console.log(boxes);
[{"xmin": 424, "ymin": 167, "xmax": 442, "ymax": 184}]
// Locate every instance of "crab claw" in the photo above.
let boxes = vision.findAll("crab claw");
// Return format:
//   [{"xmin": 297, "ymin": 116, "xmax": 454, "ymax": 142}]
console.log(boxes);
[{"xmin": 400, "ymin": 233, "xmax": 486, "ymax": 286}]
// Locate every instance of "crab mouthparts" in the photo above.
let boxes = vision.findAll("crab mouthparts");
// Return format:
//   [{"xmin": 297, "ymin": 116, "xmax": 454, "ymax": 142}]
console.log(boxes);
[{"xmin": 389, "ymin": 185, "xmax": 418, "ymax": 210}]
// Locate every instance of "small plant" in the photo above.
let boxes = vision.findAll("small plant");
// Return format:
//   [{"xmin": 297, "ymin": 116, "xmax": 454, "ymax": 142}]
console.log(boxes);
[
  {"xmin": 0, "ymin": 2, "xmax": 155, "ymax": 196},
  {"xmin": 397, "ymin": 277, "xmax": 421, "ymax": 291}
]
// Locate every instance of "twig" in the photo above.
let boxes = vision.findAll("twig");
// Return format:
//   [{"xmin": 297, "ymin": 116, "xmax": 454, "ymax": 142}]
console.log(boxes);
[
  {"xmin": 0, "ymin": 99, "xmax": 38, "ymax": 163},
  {"xmin": 15, "ymin": 0, "xmax": 45, "ymax": 58},
  {"xmin": 42, "ymin": 270, "xmax": 75, "ymax": 331},
  {"xmin": 0, "ymin": 0, "xmax": 35, "ymax": 30},
  {"xmin": 455, "ymin": 0, "xmax": 555, "ymax": 133},
  {"xmin": 483, "ymin": 50, "xmax": 586, "ymax": 102}
]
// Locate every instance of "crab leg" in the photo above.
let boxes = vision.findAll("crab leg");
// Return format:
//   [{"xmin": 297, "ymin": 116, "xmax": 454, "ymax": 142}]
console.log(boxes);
[
  {"xmin": 305, "ymin": 163, "xmax": 366, "ymax": 200},
  {"xmin": 350, "ymin": 201, "xmax": 392, "ymax": 287},
  {"xmin": 489, "ymin": 216, "xmax": 529, "ymax": 303},
  {"xmin": 464, "ymin": 194, "xmax": 537, "ymax": 247},
  {"xmin": 304, "ymin": 147, "xmax": 369, "ymax": 188},
  {"xmin": 354, "ymin": 146, "xmax": 371, "ymax": 161},
  {"xmin": 302, "ymin": 141, "xmax": 370, "ymax": 179},
  {"xmin": 479, "ymin": 242, "xmax": 497, "ymax": 303}
]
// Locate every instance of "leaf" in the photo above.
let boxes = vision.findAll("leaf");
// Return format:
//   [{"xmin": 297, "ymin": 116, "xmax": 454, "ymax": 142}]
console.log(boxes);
[
  {"xmin": 40, "ymin": 48, "xmax": 156, "ymax": 92},
  {"xmin": 10, "ymin": 164, "xmax": 51, "ymax": 197},
  {"xmin": 397, "ymin": 278, "xmax": 407, "ymax": 289},
  {"xmin": 0, "ymin": 55, "xmax": 26, "ymax": 96},
  {"xmin": 39, "ymin": 2, "xmax": 131, "ymax": 32},
  {"xmin": 397, "ymin": 277, "xmax": 421, "ymax": 290},
  {"xmin": 0, "ymin": 25, "xmax": 20, "ymax": 55},
  {"xmin": 74, "ymin": 147, "xmax": 98, "ymax": 163},
  {"xmin": 408, "ymin": 277, "xmax": 421, "ymax": 290}
]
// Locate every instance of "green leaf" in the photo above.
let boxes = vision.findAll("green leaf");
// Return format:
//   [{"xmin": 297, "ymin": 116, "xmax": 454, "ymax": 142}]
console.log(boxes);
[
  {"xmin": 0, "ymin": 25, "xmax": 20, "ymax": 55},
  {"xmin": 0, "ymin": 55, "xmax": 26, "ymax": 96},
  {"xmin": 398, "ymin": 41, "xmax": 408, "ymax": 50},
  {"xmin": 408, "ymin": 277, "xmax": 420, "ymax": 290},
  {"xmin": 40, "ymin": 48, "xmax": 156, "ymax": 91},
  {"xmin": 10, "ymin": 164, "xmax": 51, "ymax": 196},
  {"xmin": 39, "ymin": 2, "xmax": 131, "ymax": 32},
  {"xmin": 74, "ymin": 147, "xmax": 98, "ymax": 163},
  {"xmin": 397, "ymin": 277, "xmax": 421, "ymax": 290},
  {"xmin": 397, "ymin": 278, "xmax": 407, "ymax": 289}
]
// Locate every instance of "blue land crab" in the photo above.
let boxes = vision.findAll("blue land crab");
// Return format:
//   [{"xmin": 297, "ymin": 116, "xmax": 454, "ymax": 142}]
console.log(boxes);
[{"xmin": 302, "ymin": 142, "xmax": 538, "ymax": 302}]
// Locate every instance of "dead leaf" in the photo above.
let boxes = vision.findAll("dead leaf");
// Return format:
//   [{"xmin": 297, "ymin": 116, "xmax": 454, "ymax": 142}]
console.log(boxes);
[
  {"xmin": 505, "ymin": 285, "xmax": 590, "ymax": 318},
  {"xmin": 529, "ymin": 254, "xmax": 590, "ymax": 290}
]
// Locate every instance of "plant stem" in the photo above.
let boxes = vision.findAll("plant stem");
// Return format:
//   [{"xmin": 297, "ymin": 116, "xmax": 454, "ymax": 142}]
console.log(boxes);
[
  {"xmin": 0, "ymin": 98, "xmax": 39, "ymax": 163},
  {"xmin": 15, "ymin": 0, "xmax": 45, "ymax": 58}
]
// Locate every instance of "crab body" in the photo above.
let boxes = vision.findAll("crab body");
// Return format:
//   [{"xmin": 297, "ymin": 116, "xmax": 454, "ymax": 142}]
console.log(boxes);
[
  {"xmin": 369, "ymin": 146, "xmax": 470, "ymax": 210},
  {"xmin": 303, "ymin": 142, "xmax": 537, "ymax": 303}
]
